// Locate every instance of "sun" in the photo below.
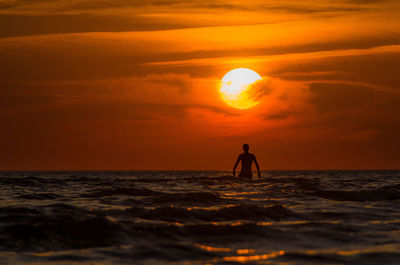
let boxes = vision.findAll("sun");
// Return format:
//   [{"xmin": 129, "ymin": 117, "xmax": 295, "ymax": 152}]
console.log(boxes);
[{"xmin": 220, "ymin": 68, "xmax": 262, "ymax": 109}]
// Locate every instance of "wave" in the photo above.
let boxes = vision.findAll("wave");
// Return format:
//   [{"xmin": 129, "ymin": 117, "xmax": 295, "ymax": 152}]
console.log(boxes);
[
  {"xmin": 82, "ymin": 188, "xmax": 227, "ymax": 204},
  {"xmin": 81, "ymin": 187, "xmax": 162, "ymax": 198},
  {"xmin": 0, "ymin": 203, "xmax": 296, "ymax": 252},
  {"xmin": 106, "ymin": 204, "xmax": 297, "ymax": 222},
  {"xmin": 279, "ymin": 249, "xmax": 400, "ymax": 264},
  {"xmin": 96, "ymin": 242, "xmax": 220, "ymax": 262},
  {"xmin": 310, "ymin": 184, "xmax": 400, "ymax": 201},
  {"xmin": 1, "ymin": 216, "xmax": 118, "ymax": 252},
  {"xmin": 155, "ymin": 191, "xmax": 223, "ymax": 204},
  {"xmin": 126, "ymin": 222, "xmax": 290, "ymax": 248},
  {"xmin": 16, "ymin": 193, "xmax": 64, "ymax": 200}
]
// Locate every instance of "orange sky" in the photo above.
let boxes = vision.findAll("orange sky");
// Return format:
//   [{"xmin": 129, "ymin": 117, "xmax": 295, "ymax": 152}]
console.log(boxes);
[{"xmin": 1, "ymin": 0, "xmax": 400, "ymax": 170}]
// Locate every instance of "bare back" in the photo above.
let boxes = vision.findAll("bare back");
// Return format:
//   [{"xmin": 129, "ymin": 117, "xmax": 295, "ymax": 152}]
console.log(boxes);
[
  {"xmin": 232, "ymin": 145, "xmax": 261, "ymax": 179},
  {"xmin": 238, "ymin": 152, "xmax": 256, "ymax": 178}
]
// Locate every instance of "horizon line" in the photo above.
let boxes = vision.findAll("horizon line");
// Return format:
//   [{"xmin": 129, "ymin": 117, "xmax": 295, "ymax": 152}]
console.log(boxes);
[{"xmin": 0, "ymin": 169, "xmax": 399, "ymax": 172}]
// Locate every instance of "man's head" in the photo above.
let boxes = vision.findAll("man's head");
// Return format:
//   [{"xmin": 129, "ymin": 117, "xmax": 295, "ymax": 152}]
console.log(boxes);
[{"xmin": 243, "ymin": 144, "xmax": 249, "ymax": 152}]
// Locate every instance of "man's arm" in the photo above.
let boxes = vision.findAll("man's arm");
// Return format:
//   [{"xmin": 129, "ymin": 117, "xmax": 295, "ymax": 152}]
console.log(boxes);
[
  {"xmin": 233, "ymin": 156, "xmax": 240, "ymax": 177},
  {"xmin": 254, "ymin": 156, "xmax": 261, "ymax": 178}
]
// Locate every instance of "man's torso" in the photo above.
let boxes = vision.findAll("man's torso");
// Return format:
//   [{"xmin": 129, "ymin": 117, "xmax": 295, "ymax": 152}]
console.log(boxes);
[{"xmin": 239, "ymin": 153, "xmax": 255, "ymax": 178}]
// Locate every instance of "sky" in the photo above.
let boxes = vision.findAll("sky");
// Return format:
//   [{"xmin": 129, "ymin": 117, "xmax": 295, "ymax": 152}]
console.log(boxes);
[{"xmin": 1, "ymin": 0, "xmax": 400, "ymax": 170}]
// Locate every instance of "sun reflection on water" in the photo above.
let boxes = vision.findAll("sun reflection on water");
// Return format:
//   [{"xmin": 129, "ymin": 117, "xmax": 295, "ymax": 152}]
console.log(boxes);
[
  {"xmin": 223, "ymin": 250, "xmax": 285, "ymax": 262},
  {"xmin": 195, "ymin": 243, "xmax": 285, "ymax": 263},
  {"xmin": 195, "ymin": 243, "xmax": 231, "ymax": 252}
]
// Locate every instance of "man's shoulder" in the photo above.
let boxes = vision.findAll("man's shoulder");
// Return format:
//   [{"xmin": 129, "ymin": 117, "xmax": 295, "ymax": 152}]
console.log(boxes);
[{"xmin": 241, "ymin": 152, "xmax": 255, "ymax": 157}]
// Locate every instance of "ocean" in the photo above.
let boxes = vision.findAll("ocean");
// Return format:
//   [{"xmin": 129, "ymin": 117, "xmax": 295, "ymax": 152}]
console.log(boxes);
[{"xmin": 0, "ymin": 171, "xmax": 399, "ymax": 264}]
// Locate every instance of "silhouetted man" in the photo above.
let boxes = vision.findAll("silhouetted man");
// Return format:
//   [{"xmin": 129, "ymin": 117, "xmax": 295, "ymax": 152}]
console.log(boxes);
[{"xmin": 233, "ymin": 144, "xmax": 261, "ymax": 179}]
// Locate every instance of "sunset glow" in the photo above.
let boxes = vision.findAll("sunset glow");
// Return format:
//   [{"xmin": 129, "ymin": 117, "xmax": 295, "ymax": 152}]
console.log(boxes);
[{"xmin": 0, "ymin": 0, "xmax": 399, "ymax": 170}]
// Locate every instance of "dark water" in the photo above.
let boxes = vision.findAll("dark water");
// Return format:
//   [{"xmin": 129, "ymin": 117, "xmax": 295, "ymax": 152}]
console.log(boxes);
[{"xmin": 0, "ymin": 171, "xmax": 399, "ymax": 264}]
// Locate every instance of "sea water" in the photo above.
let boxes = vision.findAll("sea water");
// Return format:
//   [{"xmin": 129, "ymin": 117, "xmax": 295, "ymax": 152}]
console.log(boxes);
[{"xmin": 0, "ymin": 171, "xmax": 399, "ymax": 264}]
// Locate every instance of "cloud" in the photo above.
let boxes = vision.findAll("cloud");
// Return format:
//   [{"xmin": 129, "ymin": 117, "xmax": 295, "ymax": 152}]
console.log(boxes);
[
  {"xmin": 1, "ymin": 0, "xmax": 398, "ymax": 40},
  {"xmin": 0, "ymin": 73, "xmax": 234, "ymax": 127},
  {"xmin": 0, "ymin": 14, "xmax": 204, "ymax": 38},
  {"xmin": 1, "ymin": 8, "xmax": 399, "ymax": 82},
  {"xmin": 270, "ymin": 47, "xmax": 400, "ymax": 91},
  {"xmin": 247, "ymin": 78, "xmax": 273, "ymax": 101},
  {"xmin": 0, "ymin": 0, "xmax": 373, "ymax": 13},
  {"xmin": 283, "ymin": 81, "xmax": 400, "ymax": 140},
  {"xmin": 309, "ymin": 82, "xmax": 378, "ymax": 114}
]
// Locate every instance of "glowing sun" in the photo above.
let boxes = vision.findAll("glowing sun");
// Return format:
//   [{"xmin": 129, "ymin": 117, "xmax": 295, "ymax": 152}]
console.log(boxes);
[{"xmin": 220, "ymin": 68, "xmax": 262, "ymax": 109}]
